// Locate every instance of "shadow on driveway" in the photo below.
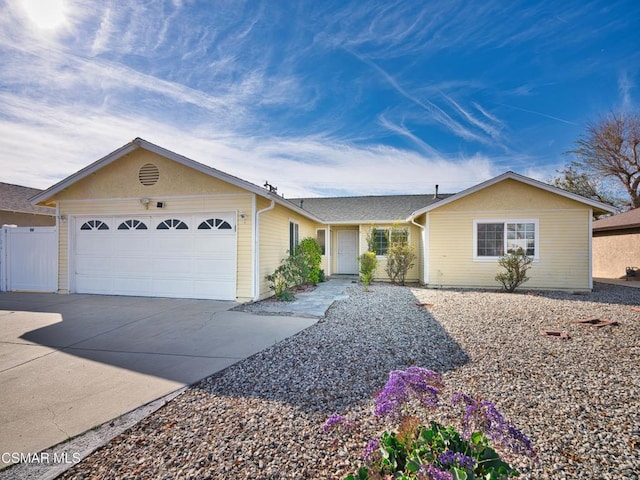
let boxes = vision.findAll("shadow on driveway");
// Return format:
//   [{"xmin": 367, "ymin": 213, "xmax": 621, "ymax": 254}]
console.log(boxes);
[{"xmin": 0, "ymin": 292, "xmax": 316, "ymax": 465}]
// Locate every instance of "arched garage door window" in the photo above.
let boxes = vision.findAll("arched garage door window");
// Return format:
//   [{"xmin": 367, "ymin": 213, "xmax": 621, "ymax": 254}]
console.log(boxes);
[
  {"xmin": 198, "ymin": 218, "xmax": 232, "ymax": 230},
  {"xmin": 157, "ymin": 219, "xmax": 188, "ymax": 230}
]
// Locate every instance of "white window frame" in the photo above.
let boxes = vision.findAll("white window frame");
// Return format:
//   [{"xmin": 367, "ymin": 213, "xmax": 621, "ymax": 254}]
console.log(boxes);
[
  {"xmin": 289, "ymin": 220, "xmax": 299, "ymax": 254},
  {"xmin": 372, "ymin": 227, "xmax": 409, "ymax": 257},
  {"xmin": 473, "ymin": 219, "xmax": 539, "ymax": 261},
  {"xmin": 316, "ymin": 228, "xmax": 326, "ymax": 256}
]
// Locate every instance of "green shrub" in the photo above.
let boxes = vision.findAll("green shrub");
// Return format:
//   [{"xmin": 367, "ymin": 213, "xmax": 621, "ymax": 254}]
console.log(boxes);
[
  {"xmin": 295, "ymin": 237, "xmax": 323, "ymax": 285},
  {"xmin": 365, "ymin": 227, "xmax": 378, "ymax": 254},
  {"xmin": 265, "ymin": 254, "xmax": 299, "ymax": 301},
  {"xmin": 495, "ymin": 248, "xmax": 533, "ymax": 293},
  {"xmin": 359, "ymin": 251, "xmax": 378, "ymax": 291},
  {"xmin": 265, "ymin": 237, "xmax": 324, "ymax": 301},
  {"xmin": 385, "ymin": 243, "xmax": 416, "ymax": 286}
]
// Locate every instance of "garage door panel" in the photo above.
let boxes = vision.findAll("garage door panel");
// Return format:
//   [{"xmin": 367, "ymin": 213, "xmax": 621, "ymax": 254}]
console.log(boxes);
[
  {"xmin": 194, "ymin": 280, "xmax": 235, "ymax": 299},
  {"xmin": 152, "ymin": 278, "xmax": 195, "ymax": 297},
  {"xmin": 151, "ymin": 236, "xmax": 194, "ymax": 252},
  {"xmin": 112, "ymin": 235, "xmax": 151, "ymax": 254},
  {"xmin": 192, "ymin": 234, "xmax": 235, "ymax": 252},
  {"xmin": 112, "ymin": 277, "xmax": 153, "ymax": 296},
  {"xmin": 112, "ymin": 257, "xmax": 154, "ymax": 273},
  {"xmin": 76, "ymin": 256, "xmax": 113, "ymax": 274},
  {"xmin": 195, "ymin": 258, "xmax": 236, "ymax": 274},
  {"xmin": 75, "ymin": 275, "xmax": 115, "ymax": 294},
  {"xmin": 76, "ymin": 234, "xmax": 112, "ymax": 255},
  {"xmin": 152, "ymin": 257, "xmax": 194, "ymax": 275},
  {"xmin": 74, "ymin": 214, "xmax": 237, "ymax": 300}
]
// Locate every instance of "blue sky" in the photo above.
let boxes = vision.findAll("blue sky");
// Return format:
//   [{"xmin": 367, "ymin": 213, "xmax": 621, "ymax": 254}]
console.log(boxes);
[{"xmin": 1, "ymin": 0, "xmax": 638, "ymax": 197}]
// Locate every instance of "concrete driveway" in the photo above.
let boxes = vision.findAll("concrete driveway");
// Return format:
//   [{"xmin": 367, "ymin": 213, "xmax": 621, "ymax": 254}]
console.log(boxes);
[{"xmin": 0, "ymin": 293, "xmax": 316, "ymax": 467}]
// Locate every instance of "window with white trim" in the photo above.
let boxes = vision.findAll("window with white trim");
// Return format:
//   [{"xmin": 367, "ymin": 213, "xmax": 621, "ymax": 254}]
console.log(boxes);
[
  {"xmin": 198, "ymin": 218, "xmax": 232, "ymax": 230},
  {"xmin": 118, "ymin": 219, "xmax": 148, "ymax": 230},
  {"xmin": 474, "ymin": 220, "xmax": 538, "ymax": 259},
  {"xmin": 157, "ymin": 219, "xmax": 188, "ymax": 230},
  {"xmin": 80, "ymin": 220, "xmax": 109, "ymax": 230},
  {"xmin": 289, "ymin": 221, "xmax": 299, "ymax": 254},
  {"xmin": 372, "ymin": 227, "xmax": 408, "ymax": 256},
  {"xmin": 316, "ymin": 229, "xmax": 326, "ymax": 255}
]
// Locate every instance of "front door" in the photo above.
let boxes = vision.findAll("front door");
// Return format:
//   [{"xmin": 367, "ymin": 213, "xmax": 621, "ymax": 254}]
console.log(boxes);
[{"xmin": 337, "ymin": 230, "xmax": 358, "ymax": 274}]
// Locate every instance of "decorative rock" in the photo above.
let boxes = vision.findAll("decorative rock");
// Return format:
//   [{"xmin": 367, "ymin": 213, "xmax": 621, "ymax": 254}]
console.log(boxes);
[{"xmin": 44, "ymin": 283, "xmax": 640, "ymax": 480}]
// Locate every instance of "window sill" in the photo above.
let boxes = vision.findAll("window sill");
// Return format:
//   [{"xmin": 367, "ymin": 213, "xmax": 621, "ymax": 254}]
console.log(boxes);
[{"xmin": 473, "ymin": 256, "xmax": 539, "ymax": 263}]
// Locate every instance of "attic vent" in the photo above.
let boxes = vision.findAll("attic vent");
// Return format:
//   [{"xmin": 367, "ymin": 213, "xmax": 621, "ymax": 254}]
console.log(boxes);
[{"xmin": 138, "ymin": 163, "xmax": 159, "ymax": 186}]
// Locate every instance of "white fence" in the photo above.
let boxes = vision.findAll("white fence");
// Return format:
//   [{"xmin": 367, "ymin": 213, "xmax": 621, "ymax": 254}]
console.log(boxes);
[{"xmin": 0, "ymin": 226, "xmax": 57, "ymax": 292}]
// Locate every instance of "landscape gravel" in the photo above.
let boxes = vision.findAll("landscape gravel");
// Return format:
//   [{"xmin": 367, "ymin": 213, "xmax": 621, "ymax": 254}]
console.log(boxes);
[{"xmin": 57, "ymin": 282, "xmax": 639, "ymax": 479}]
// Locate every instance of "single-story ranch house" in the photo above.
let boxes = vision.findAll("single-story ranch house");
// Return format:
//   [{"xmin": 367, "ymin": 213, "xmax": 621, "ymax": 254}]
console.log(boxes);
[{"xmin": 32, "ymin": 138, "xmax": 615, "ymax": 301}]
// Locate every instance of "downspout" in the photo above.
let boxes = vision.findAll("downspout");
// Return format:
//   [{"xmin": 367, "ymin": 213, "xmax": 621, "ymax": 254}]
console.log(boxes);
[
  {"xmin": 409, "ymin": 215, "xmax": 427, "ymax": 285},
  {"xmin": 254, "ymin": 198, "xmax": 276, "ymax": 301}
]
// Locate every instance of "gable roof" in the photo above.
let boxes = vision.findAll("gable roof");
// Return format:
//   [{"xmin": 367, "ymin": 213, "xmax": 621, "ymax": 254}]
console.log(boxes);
[
  {"xmin": 0, "ymin": 182, "xmax": 55, "ymax": 216},
  {"xmin": 291, "ymin": 194, "xmax": 453, "ymax": 223},
  {"xmin": 593, "ymin": 208, "xmax": 640, "ymax": 232},
  {"xmin": 407, "ymin": 171, "xmax": 617, "ymax": 219},
  {"xmin": 30, "ymin": 137, "xmax": 324, "ymax": 223}
]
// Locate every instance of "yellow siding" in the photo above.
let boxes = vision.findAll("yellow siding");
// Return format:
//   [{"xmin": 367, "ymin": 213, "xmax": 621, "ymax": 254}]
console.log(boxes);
[
  {"xmin": 256, "ymin": 198, "xmax": 323, "ymax": 299},
  {"xmin": 54, "ymin": 149, "xmax": 248, "ymax": 201},
  {"xmin": 327, "ymin": 224, "xmax": 422, "ymax": 282},
  {"xmin": 427, "ymin": 180, "xmax": 593, "ymax": 291}
]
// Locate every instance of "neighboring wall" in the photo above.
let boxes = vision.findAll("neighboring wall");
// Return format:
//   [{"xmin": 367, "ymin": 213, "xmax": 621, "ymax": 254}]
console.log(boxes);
[
  {"xmin": 427, "ymin": 179, "xmax": 594, "ymax": 291},
  {"xmin": 592, "ymin": 229, "xmax": 640, "ymax": 278},
  {"xmin": 0, "ymin": 211, "xmax": 55, "ymax": 227}
]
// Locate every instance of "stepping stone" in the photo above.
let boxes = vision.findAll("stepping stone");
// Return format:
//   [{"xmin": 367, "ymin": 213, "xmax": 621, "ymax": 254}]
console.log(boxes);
[
  {"xmin": 572, "ymin": 317, "xmax": 618, "ymax": 328},
  {"xmin": 540, "ymin": 329, "xmax": 570, "ymax": 339}
]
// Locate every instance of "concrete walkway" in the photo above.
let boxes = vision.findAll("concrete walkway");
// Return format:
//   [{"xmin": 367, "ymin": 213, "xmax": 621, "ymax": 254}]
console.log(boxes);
[{"xmin": 244, "ymin": 276, "xmax": 355, "ymax": 317}]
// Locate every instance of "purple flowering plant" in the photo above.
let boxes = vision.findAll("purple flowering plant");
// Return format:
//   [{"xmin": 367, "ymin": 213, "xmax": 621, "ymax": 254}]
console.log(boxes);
[{"xmin": 326, "ymin": 367, "xmax": 536, "ymax": 480}]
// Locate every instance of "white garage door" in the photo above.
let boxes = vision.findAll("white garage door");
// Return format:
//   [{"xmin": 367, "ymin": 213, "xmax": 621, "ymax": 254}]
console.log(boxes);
[{"xmin": 73, "ymin": 214, "xmax": 237, "ymax": 300}]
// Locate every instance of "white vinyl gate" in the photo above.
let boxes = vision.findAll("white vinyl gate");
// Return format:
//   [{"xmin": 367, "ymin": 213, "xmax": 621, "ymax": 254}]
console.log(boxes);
[{"xmin": 0, "ymin": 226, "xmax": 58, "ymax": 292}]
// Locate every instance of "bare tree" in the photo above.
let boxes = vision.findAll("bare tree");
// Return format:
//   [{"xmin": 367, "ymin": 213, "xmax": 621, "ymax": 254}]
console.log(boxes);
[
  {"xmin": 550, "ymin": 162, "xmax": 624, "ymax": 212},
  {"xmin": 568, "ymin": 111, "xmax": 640, "ymax": 208}
]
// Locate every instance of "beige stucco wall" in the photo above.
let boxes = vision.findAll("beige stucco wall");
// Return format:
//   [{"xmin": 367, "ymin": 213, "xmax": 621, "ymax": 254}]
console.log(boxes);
[
  {"xmin": 48, "ymin": 149, "xmax": 256, "ymax": 301},
  {"xmin": 593, "ymin": 230, "xmax": 640, "ymax": 278},
  {"xmin": 0, "ymin": 211, "xmax": 55, "ymax": 227},
  {"xmin": 426, "ymin": 179, "xmax": 594, "ymax": 291}
]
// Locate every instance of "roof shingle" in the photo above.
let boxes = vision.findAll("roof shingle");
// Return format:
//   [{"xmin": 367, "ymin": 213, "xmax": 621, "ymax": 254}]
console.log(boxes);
[
  {"xmin": 0, "ymin": 182, "xmax": 55, "ymax": 216},
  {"xmin": 289, "ymin": 194, "xmax": 453, "ymax": 223},
  {"xmin": 593, "ymin": 208, "xmax": 640, "ymax": 232}
]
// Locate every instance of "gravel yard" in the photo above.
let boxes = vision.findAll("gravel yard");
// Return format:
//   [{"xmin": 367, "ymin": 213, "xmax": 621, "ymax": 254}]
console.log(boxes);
[{"xmin": 59, "ymin": 282, "xmax": 639, "ymax": 480}]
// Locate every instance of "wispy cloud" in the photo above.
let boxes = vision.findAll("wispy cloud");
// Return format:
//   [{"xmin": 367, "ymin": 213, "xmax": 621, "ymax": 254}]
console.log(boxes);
[
  {"xmin": 498, "ymin": 103, "xmax": 578, "ymax": 126},
  {"xmin": 618, "ymin": 70, "xmax": 634, "ymax": 112},
  {"xmin": 0, "ymin": 0, "xmax": 636, "ymax": 197},
  {"xmin": 377, "ymin": 113, "xmax": 442, "ymax": 157}
]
